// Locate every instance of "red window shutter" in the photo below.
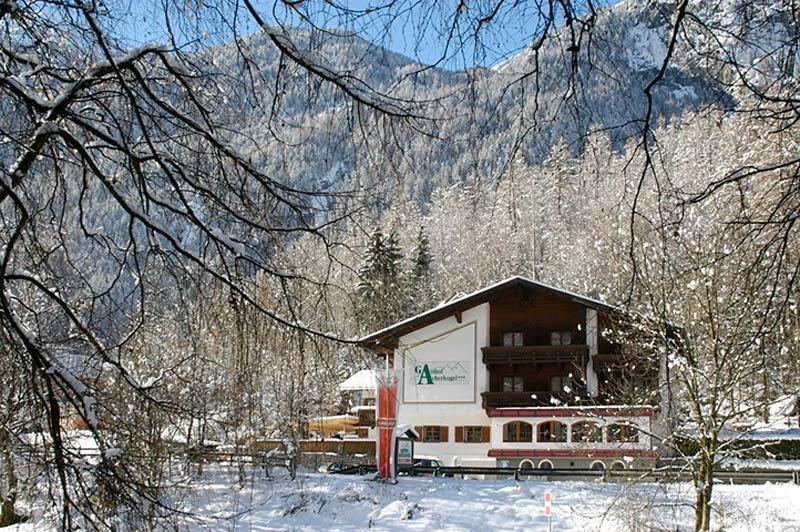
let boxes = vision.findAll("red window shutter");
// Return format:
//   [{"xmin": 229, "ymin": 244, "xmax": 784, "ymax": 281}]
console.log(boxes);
[
  {"xmin": 415, "ymin": 426, "xmax": 424, "ymax": 442},
  {"xmin": 455, "ymin": 426, "xmax": 464, "ymax": 443},
  {"xmin": 440, "ymin": 426, "xmax": 449, "ymax": 442},
  {"xmin": 481, "ymin": 426, "xmax": 491, "ymax": 443}
]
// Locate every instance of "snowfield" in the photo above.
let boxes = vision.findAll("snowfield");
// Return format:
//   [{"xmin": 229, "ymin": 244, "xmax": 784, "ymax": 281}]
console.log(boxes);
[
  {"xmin": 11, "ymin": 467, "xmax": 800, "ymax": 530},
  {"xmin": 176, "ymin": 470, "xmax": 799, "ymax": 531}
]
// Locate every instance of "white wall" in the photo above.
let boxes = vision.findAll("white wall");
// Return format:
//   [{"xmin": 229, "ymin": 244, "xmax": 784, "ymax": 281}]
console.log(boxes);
[
  {"xmin": 393, "ymin": 303, "xmax": 492, "ymax": 465},
  {"xmin": 402, "ymin": 322, "xmax": 476, "ymax": 403}
]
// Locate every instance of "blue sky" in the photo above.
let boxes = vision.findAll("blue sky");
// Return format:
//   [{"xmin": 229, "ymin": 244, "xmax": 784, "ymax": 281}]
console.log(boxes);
[{"xmin": 113, "ymin": 0, "xmax": 615, "ymax": 69}]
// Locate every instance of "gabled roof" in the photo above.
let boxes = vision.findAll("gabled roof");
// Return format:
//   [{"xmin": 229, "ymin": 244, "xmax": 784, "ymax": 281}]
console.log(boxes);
[{"xmin": 359, "ymin": 276, "xmax": 620, "ymax": 350}]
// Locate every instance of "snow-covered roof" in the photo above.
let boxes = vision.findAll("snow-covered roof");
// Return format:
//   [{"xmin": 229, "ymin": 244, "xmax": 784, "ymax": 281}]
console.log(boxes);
[
  {"xmin": 338, "ymin": 369, "xmax": 378, "ymax": 391},
  {"xmin": 360, "ymin": 275, "xmax": 621, "ymax": 347},
  {"xmin": 769, "ymin": 394, "xmax": 800, "ymax": 418},
  {"xmin": 395, "ymin": 424, "xmax": 419, "ymax": 439},
  {"xmin": 719, "ymin": 394, "xmax": 800, "ymax": 438}
]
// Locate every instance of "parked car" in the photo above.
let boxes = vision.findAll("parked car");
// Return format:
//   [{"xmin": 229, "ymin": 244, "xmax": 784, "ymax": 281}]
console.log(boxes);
[
  {"xmin": 319, "ymin": 461, "xmax": 348, "ymax": 473},
  {"xmin": 413, "ymin": 457, "xmax": 443, "ymax": 468},
  {"xmin": 412, "ymin": 456, "xmax": 453, "ymax": 477}
]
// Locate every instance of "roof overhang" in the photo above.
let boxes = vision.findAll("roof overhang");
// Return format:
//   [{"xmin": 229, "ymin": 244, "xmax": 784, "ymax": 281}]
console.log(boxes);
[{"xmin": 359, "ymin": 276, "xmax": 621, "ymax": 353}]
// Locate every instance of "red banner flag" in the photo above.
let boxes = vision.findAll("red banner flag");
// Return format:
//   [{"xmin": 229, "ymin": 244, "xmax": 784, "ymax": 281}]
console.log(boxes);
[{"xmin": 376, "ymin": 371, "xmax": 401, "ymax": 481}]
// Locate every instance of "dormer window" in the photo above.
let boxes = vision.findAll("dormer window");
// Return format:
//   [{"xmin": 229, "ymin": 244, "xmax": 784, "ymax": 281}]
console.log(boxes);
[{"xmin": 503, "ymin": 331, "xmax": 524, "ymax": 347}]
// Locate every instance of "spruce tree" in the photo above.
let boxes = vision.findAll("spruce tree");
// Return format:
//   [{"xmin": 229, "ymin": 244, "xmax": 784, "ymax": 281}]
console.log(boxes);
[
  {"xmin": 409, "ymin": 226, "xmax": 435, "ymax": 312},
  {"xmin": 356, "ymin": 229, "xmax": 406, "ymax": 329}
]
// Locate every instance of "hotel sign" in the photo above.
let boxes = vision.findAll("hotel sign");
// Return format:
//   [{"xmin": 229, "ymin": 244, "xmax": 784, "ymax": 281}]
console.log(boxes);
[
  {"xmin": 404, "ymin": 322, "xmax": 476, "ymax": 403},
  {"xmin": 414, "ymin": 362, "xmax": 469, "ymax": 385}
]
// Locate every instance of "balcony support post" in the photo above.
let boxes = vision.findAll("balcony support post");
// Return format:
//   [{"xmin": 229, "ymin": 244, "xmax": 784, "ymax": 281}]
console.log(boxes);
[{"xmin": 586, "ymin": 308, "xmax": 599, "ymax": 396}]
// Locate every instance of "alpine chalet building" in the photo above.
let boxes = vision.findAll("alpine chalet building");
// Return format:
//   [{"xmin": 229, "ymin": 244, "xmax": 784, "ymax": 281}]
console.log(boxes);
[{"xmin": 358, "ymin": 276, "xmax": 671, "ymax": 471}]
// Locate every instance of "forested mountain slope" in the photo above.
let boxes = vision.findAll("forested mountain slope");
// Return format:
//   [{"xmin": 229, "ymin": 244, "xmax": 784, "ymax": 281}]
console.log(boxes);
[{"xmin": 200, "ymin": 0, "xmax": 737, "ymax": 204}]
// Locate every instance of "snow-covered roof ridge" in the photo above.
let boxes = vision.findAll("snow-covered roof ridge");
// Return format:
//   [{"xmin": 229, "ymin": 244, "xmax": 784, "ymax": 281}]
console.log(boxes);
[
  {"xmin": 360, "ymin": 275, "xmax": 621, "ymax": 346},
  {"xmin": 338, "ymin": 369, "xmax": 379, "ymax": 391}
]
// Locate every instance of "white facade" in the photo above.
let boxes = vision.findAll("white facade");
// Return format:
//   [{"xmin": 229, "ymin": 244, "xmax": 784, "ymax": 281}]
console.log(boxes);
[
  {"xmin": 392, "ymin": 303, "xmax": 494, "ymax": 465},
  {"xmin": 356, "ymin": 277, "xmax": 664, "ymax": 469},
  {"xmin": 378, "ymin": 300, "xmax": 655, "ymax": 468}
]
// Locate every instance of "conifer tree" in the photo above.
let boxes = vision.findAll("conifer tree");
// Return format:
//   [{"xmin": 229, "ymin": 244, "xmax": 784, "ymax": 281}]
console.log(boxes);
[
  {"xmin": 410, "ymin": 226, "xmax": 432, "ymax": 282},
  {"xmin": 409, "ymin": 226, "xmax": 435, "ymax": 312},
  {"xmin": 357, "ymin": 229, "xmax": 406, "ymax": 329}
]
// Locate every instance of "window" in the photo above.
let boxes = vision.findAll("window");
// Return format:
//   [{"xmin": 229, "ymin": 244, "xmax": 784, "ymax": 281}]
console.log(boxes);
[
  {"xmin": 549, "ymin": 331, "xmax": 572, "ymax": 345},
  {"xmin": 424, "ymin": 426, "xmax": 441, "ymax": 442},
  {"xmin": 571, "ymin": 421, "xmax": 602, "ymax": 443},
  {"xmin": 537, "ymin": 460, "xmax": 554, "ymax": 470},
  {"xmin": 503, "ymin": 376, "xmax": 524, "ymax": 392},
  {"xmin": 550, "ymin": 375, "xmax": 571, "ymax": 393},
  {"xmin": 456, "ymin": 426, "xmax": 488, "ymax": 443},
  {"xmin": 590, "ymin": 461, "xmax": 606, "ymax": 471},
  {"xmin": 464, "ymin": 426, "xmax": 482, "ymax": 443},
  {"xmin": 503, "ymin": 332, "xmax": 524, "ymax": 347},
  {"xmin": 418, "ymin": 425, "xmax": 449, "ymax": 442},
  {"xmin": 607, "ymin": 423, "xmax": 639, "ymax": 443},
  {"xmin": 503, "ymin": 421, "xmax": 533, "ymax": 442},
  {"xmin": 537, "ymin": 421, "xmax": 567, "ymax": 442}
]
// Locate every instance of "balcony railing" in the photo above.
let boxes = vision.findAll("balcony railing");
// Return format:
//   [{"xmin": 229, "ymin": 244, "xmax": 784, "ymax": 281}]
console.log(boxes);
[
  {"xmin": 482, "ymin": 345, "xmax": 589, "ymax": 365},
  {"xmin": 481, "ymin": 390, "xmax": 590, "ymax": 409},
  {"xmin": 481, "ymin": 391, "xmax": 658, "ymax": 410}
]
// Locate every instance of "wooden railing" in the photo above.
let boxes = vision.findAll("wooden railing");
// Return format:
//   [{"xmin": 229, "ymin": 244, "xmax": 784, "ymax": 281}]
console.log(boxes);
[
  {"xmin": 334, "ymin": 465, "xmax": 800, "ymax": 485},
  {"xmin": 482, "ymin": 345, "xmax": 589, "ymax": 365},
  {"xmin": 481, "ymin": 390, "xmax": 589, "ymax": 409}
]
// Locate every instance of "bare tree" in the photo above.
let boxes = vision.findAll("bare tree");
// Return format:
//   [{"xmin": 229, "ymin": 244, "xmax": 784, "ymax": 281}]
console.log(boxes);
[{"xmin": 2, "ymin": 0, "xmax": 799, "ymax": 529}]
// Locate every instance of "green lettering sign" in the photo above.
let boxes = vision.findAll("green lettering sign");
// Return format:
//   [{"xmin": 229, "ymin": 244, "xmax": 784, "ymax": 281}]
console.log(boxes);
[
  {"xmin": 415, "ymin": 364, "xmax": 434, "ymax": 385},
  {"xmin": 414, "ymin": 361, "xmax": 469, "ymax": 386}
]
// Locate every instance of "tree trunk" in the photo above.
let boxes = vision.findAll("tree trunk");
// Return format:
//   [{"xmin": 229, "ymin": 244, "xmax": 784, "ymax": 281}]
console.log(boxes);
[
  {"xmin": 0, "ymin": 431, "xmax": 25, "ymax": 527},
  {"xmin": 0, "ymin": 497, "xmax": 24, "ymax": 528},
  {"xmin": 694, "ymin": 448, "xmax": 714, "ymax": 532}
]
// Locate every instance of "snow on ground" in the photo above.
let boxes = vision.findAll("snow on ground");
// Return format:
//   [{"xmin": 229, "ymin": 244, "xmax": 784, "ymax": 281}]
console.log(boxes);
[
  {"xmin": 9, "ymin": 466, "xmax": 800, "ymax": 530},
  {"xmin": 173, "ymin": 468, "xmax": 800, "ymax": 531}
]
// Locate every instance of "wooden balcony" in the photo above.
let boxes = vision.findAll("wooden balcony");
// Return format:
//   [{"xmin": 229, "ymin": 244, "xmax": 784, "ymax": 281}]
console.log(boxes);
[
  {"xmin": 482, "ymin": 345, "xmax": 589, "ymax": 365},
  {"xmin": 481, "ymin": 390, "xmax": 589, "ymax": 409}
]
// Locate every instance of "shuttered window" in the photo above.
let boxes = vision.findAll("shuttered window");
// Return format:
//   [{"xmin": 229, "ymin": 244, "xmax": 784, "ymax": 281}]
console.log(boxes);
[
  {"xmin": 415, "ymin": 425, "xmax": 449, "ymax": 442},
  {"xmin": 455, "ymin": 425, "xmax": 491, "ymax": 443}
]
